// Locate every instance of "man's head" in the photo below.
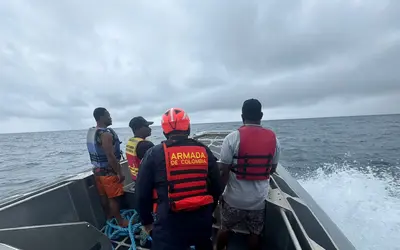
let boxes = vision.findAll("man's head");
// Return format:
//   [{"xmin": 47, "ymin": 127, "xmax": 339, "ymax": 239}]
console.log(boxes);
[
  {"xmin": 93, "ymin": 107, "xmax": 112, "ymax": 127},
  {"xmin": 241, "ymin": 99, "xmax": 263, "ymax": 125},
  {"xmin": 129, "ymin": 116, "xmax": 153, "ymax": 138},
  {"xmin": 161, "ymin": 108, "xmax": 191, "ymax": 139}
]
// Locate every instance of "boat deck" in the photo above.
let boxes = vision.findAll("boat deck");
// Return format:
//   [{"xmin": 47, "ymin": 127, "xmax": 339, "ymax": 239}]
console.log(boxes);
[
  {"xmin": 0, "ymin": 130, "xmax": 356, "ymax": 250},
  {"xmin": 100, "ymin": 226, "xmax": 132, "ymax": 250},
  {"xmin": 100, "ymin": 225, "xmax": 152, "ymax": 250},
  {"xmin": 100, "ymin": 218, "xmax": 253, "ymax": 250},
  {"xmin": 102, "ymin": 228, "xmax": 264, "ymax": 250},
  {"xmin": 194, "ymin": 131, "xmax": 228, "ymax": 160}
]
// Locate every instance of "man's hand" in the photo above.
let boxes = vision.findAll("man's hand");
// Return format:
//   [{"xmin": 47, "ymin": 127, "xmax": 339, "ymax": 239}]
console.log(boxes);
[
  {"xmin": 218, "ymin": 162, "xmax": 231, "ymax": 187},
  {"xmin": 118, "ymin": 173, "xmax": 125, "ymax": 183},
  {"xmin": 139, "ymin": 224, "xmax": 153, "ymax": 246},
  {"xmin": 142, "ymin": 224, "xmax": 153, "ymax": 234},
  {"xmin": 270, "ymin": 164, "xmax": 277, "ymax": 175},
  {"xmin": 101, "ymin": 132, "xmax": 121, "ymax": 174}
]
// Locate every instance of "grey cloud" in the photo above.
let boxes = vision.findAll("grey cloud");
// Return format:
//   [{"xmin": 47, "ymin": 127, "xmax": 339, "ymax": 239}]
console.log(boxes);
[{"xmin": 1, "ymin": 0, "xmax": 400, "ymax": 132}]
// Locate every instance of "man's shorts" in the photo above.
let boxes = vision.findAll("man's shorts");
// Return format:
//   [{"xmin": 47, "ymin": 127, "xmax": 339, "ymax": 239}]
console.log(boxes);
[
  {"xmin": 95, "ymin": 176, "xmax": 124, "ymax": 198},
  {"xmin": 220, "ymin": 200, "xmax": 265, "ymax": 235}
]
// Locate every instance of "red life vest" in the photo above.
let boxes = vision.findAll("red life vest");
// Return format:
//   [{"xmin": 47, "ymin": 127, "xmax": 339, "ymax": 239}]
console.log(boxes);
[
  {"xmin": 161, "ymin": 142, "xmax": 214, "ymax": 212},
  {"xmin": 231, "ymin": 125, "xmax": 277, "ymax": 181}
]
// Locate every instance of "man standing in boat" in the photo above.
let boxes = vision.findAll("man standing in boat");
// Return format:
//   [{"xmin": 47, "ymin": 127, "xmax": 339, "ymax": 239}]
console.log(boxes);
[
  {"xmin": 135, "ymin": 108, "xmax": 223, "ymax": 250},
  {"xmin": 126, "ymin": 116, "xmax": 154, "ymax": 181},
  {"xmin": 86, "ymin": 107, "xmax": 128, "ymax": 227},
  {"xmin": 216, "ymin": 99, "xmax": 281, "ymax": 250}
]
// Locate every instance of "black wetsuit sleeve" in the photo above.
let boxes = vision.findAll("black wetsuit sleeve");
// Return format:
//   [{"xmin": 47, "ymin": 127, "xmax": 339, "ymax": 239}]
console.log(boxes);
[
  {"xmin": 205, "ymin": 147, "xmax": 223, "ymax": 211},
  {"xmin": 136, "ymin": 141, "xmax": 155, "ymax": 160},
  {"xmin": 135, "ymin": 148, "xmax": 155, "ymax": 226}
]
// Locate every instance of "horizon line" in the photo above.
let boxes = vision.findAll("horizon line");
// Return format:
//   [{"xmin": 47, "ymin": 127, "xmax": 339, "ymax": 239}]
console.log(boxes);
[{"xmin": 1, "ymin": 112, "xmax": 399, "ymax": 135}]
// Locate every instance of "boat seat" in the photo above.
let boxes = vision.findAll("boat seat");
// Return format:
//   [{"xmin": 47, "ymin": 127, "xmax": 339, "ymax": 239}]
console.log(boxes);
[
  {"xmin": 0, "ymin": 243, "xmax": 21, "ymax": 250},
  {"xmin": 0, "ymin": 222, "xmax": 113, "ymax": 250}
]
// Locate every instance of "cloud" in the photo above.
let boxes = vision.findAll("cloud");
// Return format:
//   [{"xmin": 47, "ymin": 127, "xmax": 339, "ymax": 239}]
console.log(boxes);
[{"xmin": 0, "ymin": 0, "xmax": 399, "ymax": 133}]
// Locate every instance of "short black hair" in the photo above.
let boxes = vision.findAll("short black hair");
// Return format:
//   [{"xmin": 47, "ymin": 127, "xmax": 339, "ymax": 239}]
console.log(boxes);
[
  {"xmin": 93, "ymin": 107, "xmax": 107, "ymax": 121},
  {"xmin": 242, "ymin": 99, "xmax": 262, "ymax": 121}
]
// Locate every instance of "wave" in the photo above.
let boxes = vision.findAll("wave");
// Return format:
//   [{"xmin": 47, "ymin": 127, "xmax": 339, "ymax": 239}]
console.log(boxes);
[{"xmin": 299, "ymin": 164, "xmax": 400, "ymax": 250}]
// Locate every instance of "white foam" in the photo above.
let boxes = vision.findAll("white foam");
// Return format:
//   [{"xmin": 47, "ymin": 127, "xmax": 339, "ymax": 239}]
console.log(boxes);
[{"xmin": 299, "ymin": 164, "xmax": 400, "ymax": 250}]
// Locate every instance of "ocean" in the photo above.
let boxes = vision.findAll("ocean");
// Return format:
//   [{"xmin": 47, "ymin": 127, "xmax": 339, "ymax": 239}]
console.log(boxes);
[{"xmin": 0, "ymin": 114, "xmax": 399, "ymax": 249}]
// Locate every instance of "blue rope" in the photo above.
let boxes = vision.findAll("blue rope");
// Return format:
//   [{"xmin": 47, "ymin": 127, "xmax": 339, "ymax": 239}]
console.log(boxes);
[
  {"xmin": 104, "ymin": 209, "xmax": 152, "ymax": 250},
  {"xmin": 104, "ymin": 209, "xmax": 196, "ymax": 250}
]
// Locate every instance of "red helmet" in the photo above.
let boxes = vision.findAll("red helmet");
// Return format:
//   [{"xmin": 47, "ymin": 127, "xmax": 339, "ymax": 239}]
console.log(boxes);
[{"xmin": 161, "ymin": 108, "xmax": 190, "ymax": 134}]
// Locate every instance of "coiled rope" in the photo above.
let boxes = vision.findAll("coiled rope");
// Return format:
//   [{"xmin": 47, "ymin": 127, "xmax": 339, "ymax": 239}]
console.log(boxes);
[
  {"xmin": 104, "ymin": 209, "xmax": 152, "ymax": 250},
  {"xmin": 105, "ymin": 209, "xmax": 199, "ymax": 250}
]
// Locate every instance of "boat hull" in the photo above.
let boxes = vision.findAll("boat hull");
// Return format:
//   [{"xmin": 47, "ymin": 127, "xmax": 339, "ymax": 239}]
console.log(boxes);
[{"xmin": 0, "ymin": 131, "xmax": 356, "ymax": 250}]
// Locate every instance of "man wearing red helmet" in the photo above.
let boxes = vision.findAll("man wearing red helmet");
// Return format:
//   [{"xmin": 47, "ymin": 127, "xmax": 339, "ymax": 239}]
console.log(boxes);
[{"xmin": 135, "ymin": 108, "xmax": 222, "ymax": 250}]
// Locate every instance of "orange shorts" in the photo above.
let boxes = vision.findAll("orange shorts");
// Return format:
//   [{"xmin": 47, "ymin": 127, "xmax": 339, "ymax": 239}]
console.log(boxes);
[{"xmin": 95, "ymin": 176, "xmax": 124, "ymax": 198}]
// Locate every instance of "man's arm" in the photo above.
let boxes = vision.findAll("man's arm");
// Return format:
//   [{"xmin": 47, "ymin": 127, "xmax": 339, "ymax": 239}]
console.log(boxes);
[
  {"xmin": 136, "ymin": 141, "xmax": 155, "ymax": 160},
  {"xmin": 100, "ymin": 132, "xmax": 121, "ymax": 175},
  {"xmin": 270, "ymin": 138, "xmax": 281, "ymax": 174},
  {"xmin": 205, "ymin": 148, "xmax": 223, "ymax": 210},
  {"xmin": 218, "ymin": 133, "xmax": 235, "ymax": 188},
  {"xmin": 135, "ymin": 148, "xmax": 155, "ymax": 226}
]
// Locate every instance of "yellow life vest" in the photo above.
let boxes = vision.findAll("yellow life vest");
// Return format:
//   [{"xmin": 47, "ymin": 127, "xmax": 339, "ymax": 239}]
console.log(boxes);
[{"xmin": 126, "ymin": 137, "xmax": 144, "ymax": 181}]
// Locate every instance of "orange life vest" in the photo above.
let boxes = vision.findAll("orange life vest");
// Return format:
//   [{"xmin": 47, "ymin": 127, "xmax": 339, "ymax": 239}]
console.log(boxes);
[
  {"xmin": 231, "ymin": 126, "xmax": 277, "ymax": 181},
  {"xmin": 154, "ymin": 142, "xmax": 214, "ymax": 212},
  {"xmin": 126, "ymin": 137, "xmax": 144, "ymax": 181}
]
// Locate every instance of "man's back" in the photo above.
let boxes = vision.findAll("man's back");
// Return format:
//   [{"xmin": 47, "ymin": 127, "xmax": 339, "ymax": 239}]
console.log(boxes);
[
  {"xmin": 136, "ymin": 138, "xmax": 221, "ymax": 230},
  {"xmin": 220, "ymin": 125, "xmax": 280, "ymax": 210}
]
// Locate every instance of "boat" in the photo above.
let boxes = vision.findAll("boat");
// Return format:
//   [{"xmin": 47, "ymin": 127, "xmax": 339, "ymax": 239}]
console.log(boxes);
[{"xmin": 0, "ymin": 131, "xmax": 356, "ymax": 250}]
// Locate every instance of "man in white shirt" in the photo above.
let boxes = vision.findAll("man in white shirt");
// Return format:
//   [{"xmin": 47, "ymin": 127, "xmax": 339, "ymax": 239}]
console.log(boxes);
[{"xmin": 215, "ymin": 99, "xmax": 280, "ymax": 250}]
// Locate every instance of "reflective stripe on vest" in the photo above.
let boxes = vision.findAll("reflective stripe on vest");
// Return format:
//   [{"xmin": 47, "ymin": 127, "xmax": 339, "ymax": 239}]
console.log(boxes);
[
  {"xmin": 162, "ymin": 142, "xmax": 214, "ymax": 212},
  {"xmin": 231, "ymin": 126, "xmax": 277, "ymax": 181},
  {"xmin": 126, "ymin": 137, "xmax": 144, "ymax": 181},
  {"xmin": 152, "ymin": 189, "xmax": 158, "ymax": 213}
]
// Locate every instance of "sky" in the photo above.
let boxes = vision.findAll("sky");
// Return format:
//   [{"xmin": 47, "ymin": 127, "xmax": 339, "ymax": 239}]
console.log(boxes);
[{"xmin": 0, "ymin": 0, "xmax": 399, "ymax": 133}]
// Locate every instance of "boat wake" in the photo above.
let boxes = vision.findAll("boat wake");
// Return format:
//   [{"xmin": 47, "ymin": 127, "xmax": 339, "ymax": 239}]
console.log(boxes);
[{"xmin": 299, "ymin": 164, "xmax": 400, "ymax": 250}]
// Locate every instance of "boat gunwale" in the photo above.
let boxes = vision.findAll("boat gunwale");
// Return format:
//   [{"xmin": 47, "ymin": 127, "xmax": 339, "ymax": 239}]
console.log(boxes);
[{"xmin": 0, "ymin": 130, "xmax": 356, "ymax": 250}]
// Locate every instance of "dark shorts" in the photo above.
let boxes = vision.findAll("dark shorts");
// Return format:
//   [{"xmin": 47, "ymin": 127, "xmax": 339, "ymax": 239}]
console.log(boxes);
[{"xmin": 220, "ymin": 200, "xmax": 265, "ymax": 235}]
